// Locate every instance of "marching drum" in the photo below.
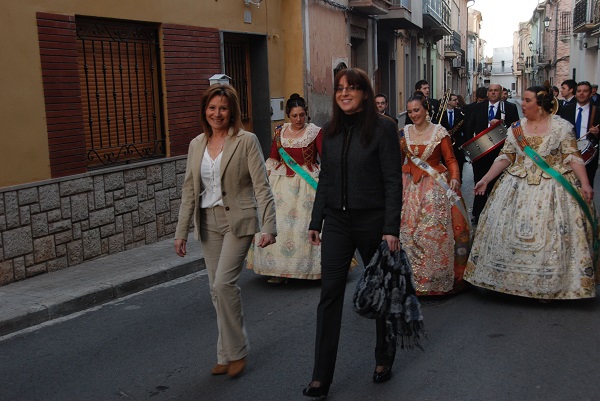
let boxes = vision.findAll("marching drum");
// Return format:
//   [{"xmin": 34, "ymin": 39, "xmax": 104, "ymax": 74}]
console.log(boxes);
[
  {"xmin": 580, "ymin": 141, "xmax": 598, "ymax": 165},
  {"xmin": 460, "ymin": 121, "xmax": 508, "ymax": 163}
]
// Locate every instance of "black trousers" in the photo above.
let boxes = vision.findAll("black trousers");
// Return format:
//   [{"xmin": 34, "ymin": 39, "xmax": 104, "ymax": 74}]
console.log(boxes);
[
  {"xmin": 472, "ymin": 148, "xmax": 502, "ymax": 220},
  {"xmin": 311, "ymin": 208, "xmax": 396, "ymax": 384}
]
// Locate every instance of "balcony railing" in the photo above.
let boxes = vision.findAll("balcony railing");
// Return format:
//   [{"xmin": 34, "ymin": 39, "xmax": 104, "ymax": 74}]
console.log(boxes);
[
  {"xmin": 348, "ymin": 0, "xmax": 391, "ymax": 15},
  {"xmin": 443, "ymin": 30, "xmax": 461, "ymax": 51},
  {"xmin": 423, "ymin": 0, "xmax": 451, "ymax": 37},
  {"xmin": 573, "ymin": 0, "xmax": 594, "ymax": 32},
  {"xmin": 389, "ymin": 0, "xmax": 410, "ymax": 6},
  {"xmin": 594, "ymin": 0, "xmax": 600, "ymax": 24},
  {"xmin": 443, "ymin": 31, "xmax": 460, "ymax": 58}
]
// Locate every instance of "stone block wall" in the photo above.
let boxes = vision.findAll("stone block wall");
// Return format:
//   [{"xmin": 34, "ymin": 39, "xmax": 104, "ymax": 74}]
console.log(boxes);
[{"xmin": 0, "ymin": 157, "xmax": 187, "ymax": 286}]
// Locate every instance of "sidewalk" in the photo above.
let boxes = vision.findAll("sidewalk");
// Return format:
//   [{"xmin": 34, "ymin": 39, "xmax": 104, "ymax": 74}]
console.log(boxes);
[{"xmin": 0, "ymin": 239, "xmax": 204, "ymax": 337}]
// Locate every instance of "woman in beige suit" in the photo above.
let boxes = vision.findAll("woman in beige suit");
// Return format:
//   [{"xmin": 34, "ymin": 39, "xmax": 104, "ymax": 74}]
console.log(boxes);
[{"xmin": 174, "ymin": 84, "xmax": 276, "ymax": 378}]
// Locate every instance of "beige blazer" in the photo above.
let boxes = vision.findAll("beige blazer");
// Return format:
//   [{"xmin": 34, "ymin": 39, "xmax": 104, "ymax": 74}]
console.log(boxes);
[{"xmin": 175, "ymin": 128, "xmax": 276, "ymax": 240}]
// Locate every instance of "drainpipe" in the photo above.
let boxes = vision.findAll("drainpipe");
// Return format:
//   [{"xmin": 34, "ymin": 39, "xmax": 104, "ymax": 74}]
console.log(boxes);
[
  {"xmin": 553, "ymin": 0, "xmax": 559, "ymax": 79},
  {"xmin": 373, "ymin": 18, "xmax": 378, "ymax": 76}
]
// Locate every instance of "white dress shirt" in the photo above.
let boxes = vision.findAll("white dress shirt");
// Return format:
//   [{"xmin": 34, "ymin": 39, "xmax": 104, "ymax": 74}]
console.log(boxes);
[{"xmin": 200, "ymin": 147, "xmax": 224, "ymax": 208}]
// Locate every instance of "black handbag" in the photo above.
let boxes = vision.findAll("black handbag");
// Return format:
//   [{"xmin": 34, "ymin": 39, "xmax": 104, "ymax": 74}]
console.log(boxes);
[{"xmin": 353, "ymin": 241, "xmax": 425, "ymax": 348}]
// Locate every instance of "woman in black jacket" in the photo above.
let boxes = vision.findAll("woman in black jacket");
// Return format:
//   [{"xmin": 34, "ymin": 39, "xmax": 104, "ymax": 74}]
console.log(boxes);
[{"xmin": 303, "ymin": 68, "xmax": 403, "ymax": 397}]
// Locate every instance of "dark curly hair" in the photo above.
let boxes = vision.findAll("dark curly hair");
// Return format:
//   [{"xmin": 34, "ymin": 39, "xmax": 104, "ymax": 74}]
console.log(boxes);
[
  {"xmin": 285, "ymin": 93, "xmax": 308, "ymax": 117},
  {"xmin": 526, "ymin": 85, "xmax": 556, "ymax": 114}
]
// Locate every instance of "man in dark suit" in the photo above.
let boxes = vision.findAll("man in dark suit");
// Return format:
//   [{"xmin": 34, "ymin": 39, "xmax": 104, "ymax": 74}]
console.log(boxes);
[
  {"xmin": 464, "ymin": 83, "xmax": 519, "ymax": 224},
  {"xmin": 560, "ymin": 79, "xmax": 577, "ymax": 108},
  {"xmin": 440, "ymin": 93, "xmax": 467, "ymax": 179},
  {"xmin": 404, "ymin": 80, "xmax": 439, "ymax": 125},
  {"xmin": 558, "ymin": 80, "xmax": 600, "ymax": 186},
  {"xmin": 463, "ymin": 86, "xmax": 488, "ymax": 122},
  {"xmin": 591, "ymin": 84, "xmax": 599, "ymax": 106},
  {"xmin": 375, "ymin": 93, "xmax": 398, "ymax": 124}
]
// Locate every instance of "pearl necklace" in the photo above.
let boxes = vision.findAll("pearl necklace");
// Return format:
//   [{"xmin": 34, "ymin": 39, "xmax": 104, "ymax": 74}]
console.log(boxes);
[
  {"xmin": 413, "ymin": 123, "xmax": 431, "ymax": 136},
  {"xmin": 288, "ymin": 124, "xmax": 306, "ymax": 134}
]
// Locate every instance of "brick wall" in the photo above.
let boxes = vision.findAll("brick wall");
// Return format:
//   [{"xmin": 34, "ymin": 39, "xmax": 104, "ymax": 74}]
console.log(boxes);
[
  {"xmin": 36, "ymin": 14, "xmax": 221, "ymax": 175},
  {"xmin": 163, "ymin": 24, "xmax": 221, "ymax": 156},
  {"xmin": 0, "ymin": 157, "xmax": 187, "ymax": 286},
  {"xmin": 37, "ymin": 12, "xmax": 87, "ymax": 177}
]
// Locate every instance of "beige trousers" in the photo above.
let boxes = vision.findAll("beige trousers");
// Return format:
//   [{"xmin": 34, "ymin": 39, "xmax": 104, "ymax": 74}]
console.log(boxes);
[{"xmin": 200, "ymin": 206, "xmax": 253, "ymax": 364}]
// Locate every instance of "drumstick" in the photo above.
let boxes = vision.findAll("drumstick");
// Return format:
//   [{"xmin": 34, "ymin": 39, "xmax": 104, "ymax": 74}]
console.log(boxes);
[{"xmin": 577, "ymin": 124, "xmax": 600, "ymax": 141}]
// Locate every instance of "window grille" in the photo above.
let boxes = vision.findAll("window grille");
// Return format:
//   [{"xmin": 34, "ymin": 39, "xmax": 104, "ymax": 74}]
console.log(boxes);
[
  {"xmin": 76, "ymin": 18, "xmax": 165, "ymax": 167},
  {"xmin": 224, "ymin": 40, "xmax": 251, "ymax": 121}
]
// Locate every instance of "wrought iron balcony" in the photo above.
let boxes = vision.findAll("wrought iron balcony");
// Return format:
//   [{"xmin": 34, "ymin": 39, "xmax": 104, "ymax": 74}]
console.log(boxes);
[
  {"xmin": 443, "ymin": 31, "xmax": 461, "ymax": 59},
  {"xmin": 535, "ymin": 49, "xmax": 550, "ymax": 68},
  {"xmin": 423, "ymin": 0, "xmax": 452, "ymax": 40},
  {"xmin": 379, "ymin": 0, "xmax": 422, "ymax": 30},
  {"xmin": 349, "ymin": 0, "xmax": 391, "ymax": 15},
  {"xmin": 573, "ymin": 0, "xmax": 595, "ymax": 32},
  {"xmin": 451, "ymin": 50, "xmax": 466, "ymax": 69}
]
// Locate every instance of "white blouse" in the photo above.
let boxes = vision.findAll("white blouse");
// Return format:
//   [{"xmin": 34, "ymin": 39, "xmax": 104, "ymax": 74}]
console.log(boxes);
[{"xmin": 200, "ymin": 147, "xmax": 224, "ymax": 208}]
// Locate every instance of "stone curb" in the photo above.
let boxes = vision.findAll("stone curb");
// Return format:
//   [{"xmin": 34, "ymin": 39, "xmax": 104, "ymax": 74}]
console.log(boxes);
[
  {"xmin": 0, "ymin": 242, "xmax": 205, "ymax": 337},
  {"xmin": 0, "ymin": 258, "xmax": 204, "ymax": 337}
]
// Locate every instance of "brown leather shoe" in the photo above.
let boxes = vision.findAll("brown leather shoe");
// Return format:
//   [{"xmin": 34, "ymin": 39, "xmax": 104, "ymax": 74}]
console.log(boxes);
[
  {"xmin": 211, "ymin": 363, "xmax": 229, "ymax": 375},
  {"xmin": 227, "ymin": 357, "xmax": 246, "ymax": 377}
]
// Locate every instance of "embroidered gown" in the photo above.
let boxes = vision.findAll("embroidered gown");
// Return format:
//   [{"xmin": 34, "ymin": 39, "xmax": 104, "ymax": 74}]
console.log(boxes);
[
  {"xmin": 246, "ymin": 123, "xmax": 323, "ymax": 279},
  {"xmin": 464, "ymin": 116, "xmax": 598, "ymax": 299},
  {"xmin": 400, "ymin": 124, "xmax": 471, "ymax": 295}
]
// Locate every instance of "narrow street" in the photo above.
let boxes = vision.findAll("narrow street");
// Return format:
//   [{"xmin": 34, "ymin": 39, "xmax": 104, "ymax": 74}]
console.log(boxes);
[
  {"xmin": 1, "ymin": 261, "xmax": 599, "ymax": 401},
  {"xmin": 1, "ymin": 165, "xmax": 599, "ymax": 401}
]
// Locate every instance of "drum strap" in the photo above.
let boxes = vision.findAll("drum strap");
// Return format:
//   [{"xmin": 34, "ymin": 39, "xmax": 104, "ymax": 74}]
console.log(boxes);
[
  {"xmin": 275, "ymin": 127, "xmax": 318, "ymax": 190},
  {"xmin": 401, "ymin": 140, "xmax": 471, "ymax": 231},
  {"xmin": 511, "ymin": 121, "xmax": 598, "ymax": 265}
]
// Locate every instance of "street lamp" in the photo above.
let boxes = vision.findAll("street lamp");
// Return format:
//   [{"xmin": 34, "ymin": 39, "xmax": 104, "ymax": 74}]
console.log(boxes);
[
  {"xmin": 528, "ymin": 41, "xmax": 533, "ymax": 51},
  {"xmin": 544, "ymin": 16, "xmax": 551, "ymax": 29}
]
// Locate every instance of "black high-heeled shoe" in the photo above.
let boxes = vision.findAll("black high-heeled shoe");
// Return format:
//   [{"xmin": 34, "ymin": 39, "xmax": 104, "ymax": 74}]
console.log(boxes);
[
  {"xmin": 372, "ymin": 366, "xmax": 392, "ymax": 383},
  {"xmin": 302, "ymin": 381, "xmax": 330, "ymax": 398}
]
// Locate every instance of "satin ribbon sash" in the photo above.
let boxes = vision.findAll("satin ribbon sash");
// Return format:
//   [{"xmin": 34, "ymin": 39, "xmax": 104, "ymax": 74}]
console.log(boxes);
[
  {"xmin": 275, "ymin": 127, "xmax": 318, "ymax": 190},
  {"xmin": 278, "ymin": 147, "xmax": 318, "ymax": 190},
  {"xmin": 401, "ymin": 140, "xmax": 471, "ymax": 230},
  {"xmin": 511, "ymin": 121, "xmax": 598, "ymax": 259}
]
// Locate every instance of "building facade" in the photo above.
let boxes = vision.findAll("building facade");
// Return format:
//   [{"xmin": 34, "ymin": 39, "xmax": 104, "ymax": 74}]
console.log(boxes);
[
  {"xmin": 0, "ymin": 0, "xmax": 470, "ymax": 286},
  {"xmin": 491, "ymin": 47, "xmax": 517, "ymax": 96},
  {"xmin": 466, "ymin": 8, "xmax": 485, "ymax": 102},
  {"xmin": 569, "ymin": 0, "xmax": 600, "ymax": 83}
]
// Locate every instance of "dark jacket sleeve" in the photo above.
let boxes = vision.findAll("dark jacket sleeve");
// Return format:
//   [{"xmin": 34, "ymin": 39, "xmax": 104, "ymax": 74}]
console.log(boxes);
[
  {"xmin": 558, "ymin": 104, "xmax": 575, "ymax": 125},
  {"xmin": 309, "ymin": 132, "xmax": 329, "ymax": 231},
  {"xmin": 503, "ymin": 102, "xmax": 519, "ymax": 127},
  {"xmin": 378, "ymin": 118, "xmax": 403, "ymax": 236}
]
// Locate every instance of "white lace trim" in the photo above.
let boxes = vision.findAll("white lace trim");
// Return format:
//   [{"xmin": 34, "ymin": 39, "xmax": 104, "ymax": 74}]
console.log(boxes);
[
  {"xmin": 404, "ymin": 124, "xmax": 448, "ymax": 160},
  {"xmin": 278, "ymin": 123, "xmax": 320, "ymax": 148},
  {"xmin": 564, "ymin": 154, "xmax": 585, "ymax": 165},
  {"xmin": 516, "ymin": 116, "xmax": 572, "ymax": 157}
]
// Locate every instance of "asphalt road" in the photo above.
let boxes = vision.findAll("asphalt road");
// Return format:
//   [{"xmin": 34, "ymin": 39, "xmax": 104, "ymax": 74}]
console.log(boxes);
[
  {"xmin": 1, "ymin": 261, "xmax": 599, "ymax": 401},
  {"xmin": 1, "ymin": 164, "xmax": 600, "ymax": 401}
]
